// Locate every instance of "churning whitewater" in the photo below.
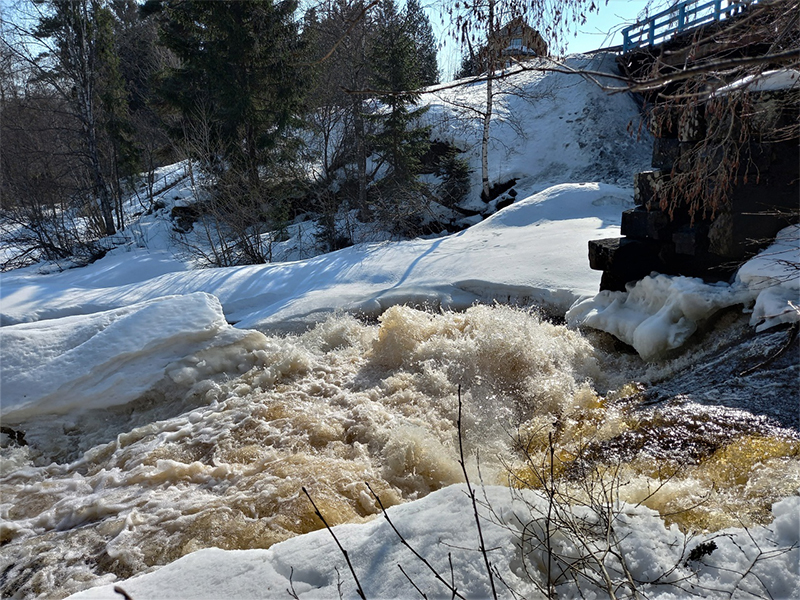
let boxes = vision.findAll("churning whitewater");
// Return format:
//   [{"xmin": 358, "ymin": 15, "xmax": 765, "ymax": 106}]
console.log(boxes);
[{"xmin": 1, "ymin": 306, "xmax": 798, "ymax": 599}]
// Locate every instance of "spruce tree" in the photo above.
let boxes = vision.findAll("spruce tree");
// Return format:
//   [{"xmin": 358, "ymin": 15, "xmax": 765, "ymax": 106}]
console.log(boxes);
[
  {"xmin": 94, "ymin": 2, "xmax": 138, "ymax": 229},
  {"xmin": 370, "ymin": 0, "xmax": 431, "ymax": 189},
  {"xmin": 405, "ymin": 0, "xmax": 439, "ymax": 86},
  {"xmin": 152, "ymin": 0, "xmax": 305, "ymax": 193}
]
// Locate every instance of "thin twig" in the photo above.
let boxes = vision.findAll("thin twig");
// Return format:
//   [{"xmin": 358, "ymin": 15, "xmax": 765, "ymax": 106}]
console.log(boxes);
[
  {"xmin": 399, "ymin": 564, "xmax": 429, "ymax": 599},
  {"xmin": 302, "ymin": 486, "xmax": 366, "ymax": 600},
  {"xmin": 287, "ymin": 567, "xmax": 300, "ymax": 600},
  {"xmin": 113, "ymin": 586, "xmax": 134, "ymax": 600},
  {"xmin": 365, "ymin": 482, "xmax": 466, "ymax": 600},
  {"xmin": 457, "ymin": 385, "xmax": 498, "ymax": 600}
]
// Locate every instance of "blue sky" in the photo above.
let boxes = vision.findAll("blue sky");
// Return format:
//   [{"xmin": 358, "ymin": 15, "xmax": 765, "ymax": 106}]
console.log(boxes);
[{"xmin": 430, "ymin": 0, "xmax": 655, "ymax": 80}]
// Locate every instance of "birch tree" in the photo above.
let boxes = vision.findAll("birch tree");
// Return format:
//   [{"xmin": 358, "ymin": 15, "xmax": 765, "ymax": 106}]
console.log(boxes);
[{"xmin": 442, "ymin": 0, "xmax": 601, "ymax": 199}]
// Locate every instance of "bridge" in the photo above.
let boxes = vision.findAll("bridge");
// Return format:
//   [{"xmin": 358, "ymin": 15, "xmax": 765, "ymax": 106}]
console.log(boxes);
[{"xmin": 622, "ymin": 0, "xmax": 762, "ymax": 53}]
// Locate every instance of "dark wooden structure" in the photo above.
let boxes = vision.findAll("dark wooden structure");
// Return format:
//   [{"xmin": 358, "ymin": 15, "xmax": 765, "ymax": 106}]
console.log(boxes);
[{"xmin": 589, "ymin": 1, "xmax": 799, "ymax": 291}]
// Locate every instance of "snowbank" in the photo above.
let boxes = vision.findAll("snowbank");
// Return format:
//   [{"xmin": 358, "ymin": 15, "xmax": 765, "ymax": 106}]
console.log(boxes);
[
  {"xmin": 425, "ymin": 53, "xmax": 651, "ymax": 209},
  {"xmin": 65, "ymin": 484, "xmax": 800, "ymax": 600},
  {"xmin": 0, "ymin": 293, "xmax": 266, "ymax": 422},
  {"xmin": 737, "ymin": 224, "xmax": 800, "ymax": 332},
  {"xmin": 0, "ymin": 183, "xmax": 633, "ymax": 332},
  {"xmin": 714, "ymin": 68, "xmax": 800, "ymax": 95},
  {"xmin": 568, "ymin": 225, "xmax": 800, "ymax": 359}
]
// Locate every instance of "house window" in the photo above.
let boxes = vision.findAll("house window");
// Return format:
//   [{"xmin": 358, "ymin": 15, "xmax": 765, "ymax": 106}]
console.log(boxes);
[{"xmin": 509, "ymin": 38, "xmax": 523, "ymax": 49}]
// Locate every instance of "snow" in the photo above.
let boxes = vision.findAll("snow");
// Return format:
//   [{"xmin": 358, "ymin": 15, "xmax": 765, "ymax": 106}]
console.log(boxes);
[
  {"xmin": 425, "ymin": 54, "xmax": 648, "ymax": 209},
  {"xmin": 1, "ymin": 183, "xmax": 634, "ymax": 334},
  {"xmin": 713, "ymin": 68, "xmax": 800, "ymax": 95},
  {"xmin": 65, "ymin": 484, "xmax": 800, "ymax": 600},
  {"xmin": 737, "ymin": 224, "xmax": 800, "ymax": 332},
  {"xmin": 567, "ymin": 225, "xmax": 800, "ymax": 359},
  {"xmin": 0, "ymin": 293, "xmax": 265, "ymax": 422}
]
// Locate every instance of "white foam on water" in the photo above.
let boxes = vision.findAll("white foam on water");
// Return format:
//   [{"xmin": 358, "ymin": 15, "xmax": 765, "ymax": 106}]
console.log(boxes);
[{"xmin": 1, "ymin": 306, "xmax": 797, "ymax": 599}]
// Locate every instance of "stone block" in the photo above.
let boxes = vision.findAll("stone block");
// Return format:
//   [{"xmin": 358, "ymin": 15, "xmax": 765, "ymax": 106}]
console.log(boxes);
[
  {"xmin": 621, "ymin": 207, "xmax": 672, "ymax": 241},
  {"xmin": 588, "ymin": 237, "xmax": 620, "ymax": 271},
  {"xmin": 589, "ymin": 237, "xmax": 665, "ymax": 291},
  {"xmin": 678, "ymin": 106, "xmax": 706, "ymax": 142},
  {"xmin": 633, "ymin": 170, "xmax": 668, "ymax": 209},
  {"xmin": 651, "ymin": 137, "xmax": 682, "ymax": 170},
  {"xmin": 648, "ymin": 105, "xmax": 679, "ymax": 138},
  {"xmin": 672, "ymin": 224, "xmax": 709, "ymax": 256},
  {"xmin": 709, "ymin": 208, "xmax": 798, "ymax": 259}
]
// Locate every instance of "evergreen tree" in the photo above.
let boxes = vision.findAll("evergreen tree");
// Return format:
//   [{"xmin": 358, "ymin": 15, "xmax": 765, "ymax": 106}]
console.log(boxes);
[
  {"xmin": 94, "ymin": 2, "xmax": 138, "ymax": 228},
  {"xmin": 304, "ymin": 0, "xmax": 376, "ymax": 218},
  {"xmin": 152, "ymin": 0, "xmax": 305, "ymax": 193},
  {"xmin": 111, "ymin": 0, "xmax": 172, "ymax": 205},
  {"xmin": 370, "ymin": 0, "xmax": 431, "ymax": 188},
  {"xmin": 405, "ymin": 0, "xmax": 439, "ymax": 86}
]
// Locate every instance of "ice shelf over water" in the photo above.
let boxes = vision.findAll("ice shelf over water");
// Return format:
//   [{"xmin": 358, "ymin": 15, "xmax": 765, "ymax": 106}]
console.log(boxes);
[{"xmin": 567, "ymin": 225, "xmax": 800, "ymax": 360}]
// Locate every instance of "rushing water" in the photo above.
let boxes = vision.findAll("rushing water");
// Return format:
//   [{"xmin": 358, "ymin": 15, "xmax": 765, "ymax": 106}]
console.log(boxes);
[{"xmin": 1, "ymin": 305, "xmax": 798, "ymax": 599}]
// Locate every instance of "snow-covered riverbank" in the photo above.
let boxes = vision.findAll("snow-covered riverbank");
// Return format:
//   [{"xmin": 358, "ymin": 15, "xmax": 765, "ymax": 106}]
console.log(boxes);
[{"xmin": 1, "ymin": 54, "xmax": 797, "ymax": 600}]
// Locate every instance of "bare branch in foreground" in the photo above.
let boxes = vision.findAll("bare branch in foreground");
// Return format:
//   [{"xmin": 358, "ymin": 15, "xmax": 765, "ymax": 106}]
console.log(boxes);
[
  {"xmin": 302, "ymin": 486, "xmax": 367, "ymax": 600},
  {"xmin": 457, "ymin": 385, "xmax": 498, "ymax": 600},
  {"xmin": 365, "ymin": 481, "xmax": 466, "ymax": 600}
]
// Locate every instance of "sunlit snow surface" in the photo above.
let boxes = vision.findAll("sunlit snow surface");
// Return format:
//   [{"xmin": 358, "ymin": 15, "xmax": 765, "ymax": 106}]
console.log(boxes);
[
  {"xmin": 1, "ymin": 55, "xmax": 798, "ymax": 600},
  {"xmin": 0, "ymin": 182, "xmax": 634, "ymax": 332},
  {"xmin": 66, "ymin": 485, "xmax": 799, "ymax": 600}
]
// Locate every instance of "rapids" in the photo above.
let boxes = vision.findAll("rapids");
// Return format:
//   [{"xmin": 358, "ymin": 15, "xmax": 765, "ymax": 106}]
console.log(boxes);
[{"xmin": 1, "ymin": 304, "xmax": 798, "ymax": 599}]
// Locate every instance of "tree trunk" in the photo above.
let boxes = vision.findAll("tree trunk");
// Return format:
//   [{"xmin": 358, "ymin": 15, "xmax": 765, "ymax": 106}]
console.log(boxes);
[
  {"xmin": 482, "ymin": 72, "xmax": 493, "ymax": 201},
  {"xmin": 481, "ymin": 0, "xmax": 497, "ymax": 201}
]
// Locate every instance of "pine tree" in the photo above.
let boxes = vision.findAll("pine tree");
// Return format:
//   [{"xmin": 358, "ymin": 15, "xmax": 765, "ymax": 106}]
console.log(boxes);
[
  {"xmin": 370, "ymin": 0, "xmax": 431, "ymax": 188},
  {"xmin": 405, "ymin": 0, "xmax": 439, "ymax": 86}
]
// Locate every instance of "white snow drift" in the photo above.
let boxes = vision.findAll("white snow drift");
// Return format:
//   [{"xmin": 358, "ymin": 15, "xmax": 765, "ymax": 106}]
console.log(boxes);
[
  {"xmin": 0, "ymin": 293, "xmax": 266, "ymax": 421},
  {"xmin": 67, "ymin": 484, "xmax": 800, "ymax": 600}
]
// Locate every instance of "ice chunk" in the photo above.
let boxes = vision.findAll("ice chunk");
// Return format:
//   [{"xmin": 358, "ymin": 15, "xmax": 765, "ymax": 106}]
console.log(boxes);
[
  {"xmin": 567, "ymin": 274, "xmax": 752, "ymax": 360},
  {"xmin": 1, "ymin": 293, "xmax": 263, "ymax": 421}
]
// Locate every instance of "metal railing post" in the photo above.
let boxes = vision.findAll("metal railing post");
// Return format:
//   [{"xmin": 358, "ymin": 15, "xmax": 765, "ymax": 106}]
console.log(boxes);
[{"xmin": 678, "ymin": 3, "xmax": 686, "ymax": 32}]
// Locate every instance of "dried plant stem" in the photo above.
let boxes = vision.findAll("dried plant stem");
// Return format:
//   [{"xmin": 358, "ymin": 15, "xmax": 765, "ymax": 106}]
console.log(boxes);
[
  {"xmin": 456, "ymin": 385, "xmax": 498, "ymax": 600},
  {"xmin": 302, "ymin": 486, "xmax": 366, "ymax": 600}
]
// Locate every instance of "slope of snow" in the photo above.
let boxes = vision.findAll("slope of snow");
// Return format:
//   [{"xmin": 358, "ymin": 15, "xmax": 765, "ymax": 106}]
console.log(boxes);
[
  {"xmin": 0, "ymin": 183, "xmax": 633, "ymax": 333},
  {"xmin": 66, "ymin": 484, "xmax": 800, "ymax": 600},
  {"xmin": 425, "ymin": 53, "xmax": 651, "ymax": 206}
]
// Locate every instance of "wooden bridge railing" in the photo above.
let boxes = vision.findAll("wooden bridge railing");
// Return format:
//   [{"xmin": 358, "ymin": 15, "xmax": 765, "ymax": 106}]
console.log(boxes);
[{"xmin": 622, "ymin": 0, "xmax": 761, "ymax": 53}]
